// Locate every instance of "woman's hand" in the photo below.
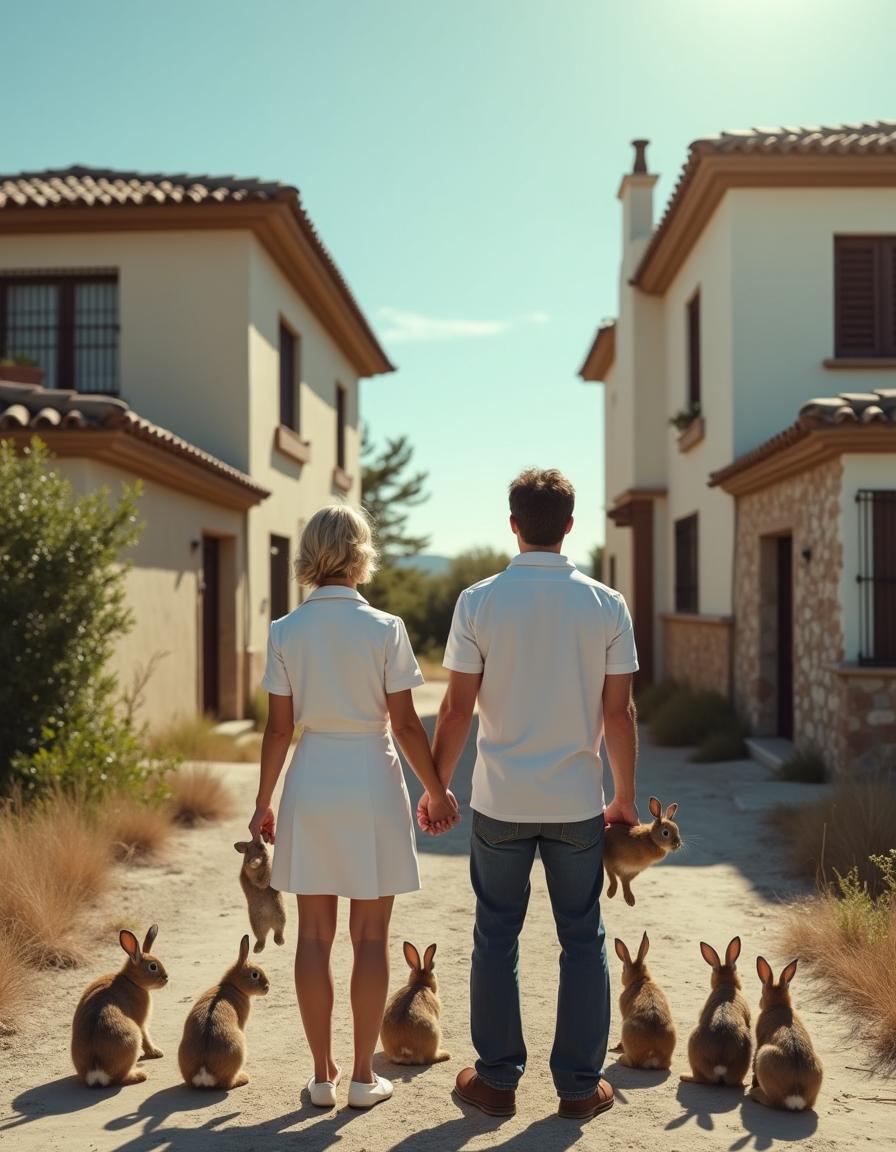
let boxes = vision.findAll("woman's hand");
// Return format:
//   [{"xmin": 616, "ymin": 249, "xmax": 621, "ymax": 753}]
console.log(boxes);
[
  {"xmin": 249, "ymin": 804, "xmax": 276, "ymax": 844},
  {"xmin": 418, "ymin": 789, "xmax": 460, "ymax": 835}
]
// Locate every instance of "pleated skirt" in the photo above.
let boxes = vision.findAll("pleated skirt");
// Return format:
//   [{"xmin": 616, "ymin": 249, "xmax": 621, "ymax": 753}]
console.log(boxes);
[{"xmin": 271, "ymin": 730, "xmax": 421, "ymax": 900}]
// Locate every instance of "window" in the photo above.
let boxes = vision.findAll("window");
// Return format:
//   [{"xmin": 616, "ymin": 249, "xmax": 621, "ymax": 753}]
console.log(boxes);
[
  {"xmin": 608, "ymin": 555, "xmax": 617, "ymax": 590},
  {"xmin": 0, "ymin": 270, "xmax": 118, "ymax": 393},
  {"xmin": 279, "ymin": 322, "xmax": 299, "ymax": 431},
  {"xmin": 336, "ymin": 383, "xmax": 347, "ymax": 471},
  {"xmin": 857, "ymin": 490, "xmax": 896, "ymax": 665},
  {"xmin": 834, "ymin": 237, "xmax": 896, "ymax": 358},
  {"xmin": 687, "ymin": 291, "xmax": 701, "ymax": 410},
  {"xmin": 270, "ymin": 534, "xmax": 291, "ymax": 621},
  {"xmin": 674, "ymin": 514, "xmax": 699, "ymax": 614}
]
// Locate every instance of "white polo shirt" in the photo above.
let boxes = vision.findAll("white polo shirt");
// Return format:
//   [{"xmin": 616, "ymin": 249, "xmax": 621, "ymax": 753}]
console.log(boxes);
[{"xmin": 443, "ymin": 552, "xmax": 638, "ymax": 822}]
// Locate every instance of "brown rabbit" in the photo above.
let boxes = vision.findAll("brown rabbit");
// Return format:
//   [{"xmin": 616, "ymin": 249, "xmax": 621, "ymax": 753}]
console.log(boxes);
[
  {"xmin": 381, "ymin": 942, "xmax": 450, "ymax": 1065},
  {"xmin": 604, "ymin": 796, "xmax": 682, "ymax": 906},
  {"xmin": 681, "ymin": 937, "xmax": 752, "ymax": 1087},
  {"xmin": 612, "ymin": 933, "xmax": 676, "ymax": 1070},
  {"xmin": 178, "ymin": 935, "xmax": 270, "ymax": 1089},
  {"xmin": 750, "ymin": 957, "xmax": 823, "ymax": 1111},
  {"xmin": 71, "ymin": 924, "xmax": 168, "ymax": 1087},
  {"xmin": 234, "ymin": 839, "xmax": 286, "ymax": 952}
]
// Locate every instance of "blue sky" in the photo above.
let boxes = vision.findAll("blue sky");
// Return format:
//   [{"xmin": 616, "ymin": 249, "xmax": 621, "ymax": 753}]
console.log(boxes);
[{"xmin": 3, "ymin": 0, "xmax": 894, "ymax": 563}]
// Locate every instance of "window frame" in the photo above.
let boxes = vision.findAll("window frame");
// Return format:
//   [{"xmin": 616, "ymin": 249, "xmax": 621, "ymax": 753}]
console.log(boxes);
[
  {"xmin": 674, "ymin": 513, "xmax": 699, "ymax": 615},
  {"xmin": 335, "ymin": 382, "xmax": 347, "ymax": 471},
  {"xmin": 278, "ymin": 319, "xmax": 300, "ymax": 433},
  {"xmin": 857, "ymin": 488, "xmax": 896, "ymax": 665},
  {"xmin": 686, "ymin": 289, "xmax": 701, "ymax": 412},
  {"xmin": 834, "ymin": 235, "xmax": 896, "ymax": 359}
]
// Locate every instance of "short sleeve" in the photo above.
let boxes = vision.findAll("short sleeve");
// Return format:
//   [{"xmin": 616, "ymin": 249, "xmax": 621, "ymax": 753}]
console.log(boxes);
[
  {"xmin": 384, "ymin": 617, "xmax": 425, "ymax": 694},
  {"xmin": 443, "ymin": 591, "xmax": 485, "ymax": 674},
  {"xmin": 606, "ymin": 594, "xmax": 639, "ymax": 674},
  {"xmin": 260, "ymin": 621, "xmax": 293, "ymax": 696}
]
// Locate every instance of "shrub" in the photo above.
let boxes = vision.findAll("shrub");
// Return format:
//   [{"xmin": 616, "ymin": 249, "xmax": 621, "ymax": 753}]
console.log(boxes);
[
  {"xmin": 0, "ymin": 441, "xmax": 141, "ymax": 785},
  {"xmin": 635, "ymin": 679, "xmax": 679, "ymax": 724},
  {"xmin": 149, "ymin": 715, "xmax": 259, "ymax": 764},
  {"xmin": 246, "ymin": 688, "xmax": 269, "ymax": 731},
  {"xmin": 777, "ymin": 745, "xmax": 829, "ymax": 783},
  {"xmin": 649, "ymin": 685, "xmax": 739, "ymax": 747},
  {"xmin": 166, "ymin": 765, "xmax": 235, "ymax": 826},
  {"xmin": 0, "ymin": 926, "xmax": 34, "ymax": 1035},
  {"xmin": 102, "ymin": 796, "xmax": 172, "ymax": 863},
  {"xmin": 691, "ymin": 724, "xmax": 749, "ymax": 763}
]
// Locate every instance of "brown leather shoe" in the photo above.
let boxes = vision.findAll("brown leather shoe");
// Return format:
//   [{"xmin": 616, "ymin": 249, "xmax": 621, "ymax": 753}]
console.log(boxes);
[
  {"xmin": 454, "ymin": 1068, "xmax": 516, "ymax": 1117},
  {"xmin": 558, "ymin": 1078, "xmax": 615, "ymax": 1119}
]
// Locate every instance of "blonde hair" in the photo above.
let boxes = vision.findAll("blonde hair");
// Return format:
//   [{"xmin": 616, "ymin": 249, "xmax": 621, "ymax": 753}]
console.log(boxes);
[{"xmin": 295, "ymin": 504, "xmax": 378, "ymax": 588}]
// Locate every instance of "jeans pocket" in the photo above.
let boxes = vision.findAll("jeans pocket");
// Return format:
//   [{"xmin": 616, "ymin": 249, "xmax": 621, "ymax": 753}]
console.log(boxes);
[
  {"xmin": 473, "ymin": 812, "xmax": 519, "ymax": 846},
  {"xmin": 559, "ymin": 814, "xmax": 605, "ymax": 850}
]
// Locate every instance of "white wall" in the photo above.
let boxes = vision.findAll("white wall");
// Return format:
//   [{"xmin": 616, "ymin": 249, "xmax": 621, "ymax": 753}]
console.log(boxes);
[{"xmin": 839, "ymin": 454, "xmax": 896, "ymax": 662}]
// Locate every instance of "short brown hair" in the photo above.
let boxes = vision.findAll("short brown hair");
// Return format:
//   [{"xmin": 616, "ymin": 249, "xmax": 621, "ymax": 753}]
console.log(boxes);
[
  {"xmin": 295, "ymin": 505, "xmax": 378, "ymax": 587},
  {"xmin": 508, "ymin": 468, "xmax": 575, "ymax": 546}
]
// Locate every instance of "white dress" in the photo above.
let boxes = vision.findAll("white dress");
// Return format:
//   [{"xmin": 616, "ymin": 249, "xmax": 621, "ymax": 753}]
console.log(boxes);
[{"xmin": 261, "ymin": 586, "xmax": 423, "ymax": 900}]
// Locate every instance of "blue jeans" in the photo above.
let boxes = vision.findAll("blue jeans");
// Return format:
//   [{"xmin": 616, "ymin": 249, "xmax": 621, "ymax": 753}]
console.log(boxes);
[{"xmin": 469, "ymin": 810, "xmax": 609, "ymax": 1100}]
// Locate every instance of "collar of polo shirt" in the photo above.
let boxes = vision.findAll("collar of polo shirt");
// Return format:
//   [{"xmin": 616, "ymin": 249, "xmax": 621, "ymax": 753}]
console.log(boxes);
[
  {"xmin": 306, "ymin": 586, "xmax": 369, "ymax": 602},
  {"xmin": 508, "ymin": 552, "xmax": 576, "ymax": 568}
]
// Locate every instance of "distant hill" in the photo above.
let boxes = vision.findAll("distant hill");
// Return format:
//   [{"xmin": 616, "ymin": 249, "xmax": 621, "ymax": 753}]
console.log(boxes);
[{"xmin": 394, "ymin": 554, "xmax": 453, "ymax": 575}]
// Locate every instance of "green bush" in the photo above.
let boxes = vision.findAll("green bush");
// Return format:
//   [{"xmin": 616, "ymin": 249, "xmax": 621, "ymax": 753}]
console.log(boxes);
[
  {"xmin": 649, "ymin": 686, "xmax": 736, "ymax": 747},
  {"xmin": 778, "ymin": 745, "xmax": 829, "ymax": 783},
  {"xmin": 635, "ymin": 679, "xmax": 679, "ymax": 724},
  {"xmin": 691, "ymin": 724, "xmax": 749, "ymax": 763}
]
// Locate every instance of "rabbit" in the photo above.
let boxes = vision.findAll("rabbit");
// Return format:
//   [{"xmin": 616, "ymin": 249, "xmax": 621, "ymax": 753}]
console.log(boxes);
[
  {"xmin": 681, "ymin": 937, "xmax": 752, "ymax": 1087},
  {"xmin": 178, "ymin": 934, "xmax": 270, "ymax": 1089},
  {"xmin": 750, "ymin": 957, "xmax": 823, "ymax": 1111},
  {"xmin": 604, "ymin": 796, "xmax": 682, "ymax": 906},
  {"xmin": 71, "ymin": 924, "xmax": 168, "ymax": 1087},
  {"xmin": 381, "ymin": 942, "xmax": 450, "ymax": 1065},
  {"xmin": 234, "ymin": 839, "xmax": 286, "ymax": 952},
  {"xmin": 612, "ymin": 933, "xmax": 676, "ymax": 1069}
]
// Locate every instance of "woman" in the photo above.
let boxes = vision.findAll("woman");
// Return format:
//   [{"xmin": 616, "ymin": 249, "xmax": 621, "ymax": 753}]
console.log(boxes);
[{"xmin": 249, "ymin": 505, "xmax": 455, "ymax": 1111}]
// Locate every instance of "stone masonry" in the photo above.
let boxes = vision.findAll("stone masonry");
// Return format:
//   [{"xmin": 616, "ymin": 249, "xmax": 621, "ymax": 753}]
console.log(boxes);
[{"xmin": 661, "ymin": 615, "xmax": 733, "ymax": 695}]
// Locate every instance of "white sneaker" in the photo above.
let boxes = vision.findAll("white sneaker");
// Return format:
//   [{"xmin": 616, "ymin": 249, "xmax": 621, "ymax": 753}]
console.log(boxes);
[
  {"xmin": 348, "ymin": 1074, "xmax": 393, "ymax": 1109},
  {"xmin": 307, "ymin": 1072, "xmax": 340, "ymax": 1108}
]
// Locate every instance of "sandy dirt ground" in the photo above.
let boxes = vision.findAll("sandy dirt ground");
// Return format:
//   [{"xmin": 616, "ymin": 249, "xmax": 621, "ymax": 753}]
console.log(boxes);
[{"xmin": 2, "ymin": 684, "xmax": 894, "ymax": 1151}]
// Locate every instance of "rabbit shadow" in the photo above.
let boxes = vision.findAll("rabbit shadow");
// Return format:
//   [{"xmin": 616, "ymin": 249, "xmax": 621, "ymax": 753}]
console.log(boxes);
[
  {"xmin": 102, "ymin": 1083, "xmax": 234, "ymax": 1133},
  {"xmin": 605, "ymin": 1059, "xmax": 672, "ymax": 1103},
  {"xmin": 728, "ymin": 1096, "xmax": 819, "ymax": 1150},
  {"xmin": 0, "ymin": 1075, "xmax": 125, "ymax": 1132},
  {"xmin": 666, "ymin": 1079, "xmax": 745, "ymax": 1131},
  {"xmin": 374, "ymin": 1050, "xmax": 449, "ymax": 1084}
]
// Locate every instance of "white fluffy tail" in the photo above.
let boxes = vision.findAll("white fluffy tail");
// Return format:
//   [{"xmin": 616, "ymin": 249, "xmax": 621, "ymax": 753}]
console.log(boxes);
[
  {"xmin": 192, "ymin": 1066, "xmax": 217, "ymax": 1088},
  {"xmin": 784, "ymin": 1094, "xmax": 806, "ymax": 1111},
  {"xmin": 713, "ymin": 1065, "xmax": 727, "ymax": 1079},
  {"xmin": 644, "ymin": 1056, "xmax": 660, "ymax": 1069},
  {"xmin": 86, "ymin": 1068, "xmax": 111, "ymax": 1087}
]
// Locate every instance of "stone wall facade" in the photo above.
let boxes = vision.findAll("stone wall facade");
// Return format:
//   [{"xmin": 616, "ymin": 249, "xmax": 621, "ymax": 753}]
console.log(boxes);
[
  {"xmin": 835, "ymin": 666, "xmax": 896, "ymax": 774},
  {"xmin": 733, "ymin": 458, "xmax": 844, "ymax": 767},
  {"xmin": 661, "ymin": 614, "xmax": 733, "ymax": 695}
]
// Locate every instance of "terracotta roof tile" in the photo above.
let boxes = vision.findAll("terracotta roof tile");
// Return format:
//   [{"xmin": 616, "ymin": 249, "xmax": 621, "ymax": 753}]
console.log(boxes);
[{"xmin": 0, "ymin": 377, "xmax": 270, "ymax": 499}]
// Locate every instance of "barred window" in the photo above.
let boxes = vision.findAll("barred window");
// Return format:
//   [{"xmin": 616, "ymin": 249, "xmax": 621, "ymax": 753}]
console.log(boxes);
[
  {"xmin": 857, "ymin": 489, "xmax": 896, "ymax": 665},
  {"xmin": 0, "ymin": 270, "xmax": 119, "ymax": 394}
]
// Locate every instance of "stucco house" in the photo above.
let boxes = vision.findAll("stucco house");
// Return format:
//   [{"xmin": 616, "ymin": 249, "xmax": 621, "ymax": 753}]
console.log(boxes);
[
  {"xmin": 580, "ymin": 125, "xmax": 896, "ymax": 772},
  {"xmin": 0, "ymin": 166, "xmax": 393, "ymax": 728}
]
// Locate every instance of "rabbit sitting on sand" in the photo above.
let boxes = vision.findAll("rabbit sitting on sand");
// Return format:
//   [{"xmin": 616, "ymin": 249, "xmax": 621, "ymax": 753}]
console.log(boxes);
[
  {"xmin": 603, "ymin": 796, "xmax": 682, "ymax": 906},
  {"xmin": 381, "ymin": 942, "xmax": 450, "ymax": 1065},
  {"xmin": 178, "ymin": 934, "xmax": 269, "ymax": 1089},
  {"xmin": 71, "ymin": 924, "xmax": 168, "ymax": 1087},
  {"xmin": 681, "ymin": 937, "xmax": 752, "ymax": 1087},
  {"xmin": 234, "ymin": 839, "xmax": 286, "ymax": 952},
  {"xmin": 612, "ymin": 933, "xmax": 676, "ymax": 1070},
  {"xmin": 750, "ymin": 956, "xmax": 823, "ymax": 1112}
]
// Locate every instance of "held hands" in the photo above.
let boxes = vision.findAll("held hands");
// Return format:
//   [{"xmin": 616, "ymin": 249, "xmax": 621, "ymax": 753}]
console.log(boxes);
[
  {"xmin": 249, "ymin": 803, "xmax": 276, "ymax": 845},
  {"xmin": 417, "ymin": 789, "xmax": 460, "ymax": 836},
  {"xmin": 604, "ymin": 796, "xmax": 640, "ymax": 827}
]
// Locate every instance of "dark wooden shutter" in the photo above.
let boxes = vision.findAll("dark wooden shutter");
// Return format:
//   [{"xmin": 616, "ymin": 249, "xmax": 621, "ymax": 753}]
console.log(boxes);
[
  {"xmin": 873, "ymin": 493, "xmax": 896, "ymax": 663},
  {"xmin": 279, "ymin": 323, "xmax": 296, "ymax": 430},
  {"xmin": 270, "ymin": 534, "xmax": 290, "ymax": 621},
  {"xmin": 687, "ymin": 291, "xmax": 701, "ymax": 409},
  {"xmin": 674, "ymin": 514, "xmax": 699, "ymax": 614},
  {"xmin": 835, "ymin": 237, "xmax": 896, "ymax": 357},
  {"xmin": 336, "ymin": 384, "xmax": 347, "ymax": 470}
]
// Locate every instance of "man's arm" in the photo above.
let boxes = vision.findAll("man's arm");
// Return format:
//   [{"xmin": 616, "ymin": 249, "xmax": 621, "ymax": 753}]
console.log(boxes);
[
  {"xmin": 417, "ymin": 670, "xmax": 481, "ymax": 832},
  {"xmin": 602, "ymin": 673, "xmax": 639, "ymax": 826}
]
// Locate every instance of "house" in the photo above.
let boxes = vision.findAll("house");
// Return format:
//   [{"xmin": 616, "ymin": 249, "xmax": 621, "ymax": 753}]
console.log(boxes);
[
  {"xmin": 580, "ymin": 125, "xmax": 896, "ymax": 772},
  {"xmin": 0, "ymin": 166, "xmax": 393, "ymax": 728}
]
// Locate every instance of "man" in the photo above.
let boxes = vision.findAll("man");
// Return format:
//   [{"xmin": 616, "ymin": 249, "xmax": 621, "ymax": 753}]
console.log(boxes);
[{"xmin": 418, "ymin": 468, "xmax": 639, "ymax": 1120}]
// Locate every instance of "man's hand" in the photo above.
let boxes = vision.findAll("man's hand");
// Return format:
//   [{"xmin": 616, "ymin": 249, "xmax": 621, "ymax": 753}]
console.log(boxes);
[
  {"xmin": 249, "ymin": 804, "xmax": 276, "ymax": 844},
  {"xmin": 417, "ymin": 789, "xmax": 460, "ymax": 835},
  {"xmin": 604, "ymin": 797, "xmax": 639, "ymax": 827}
]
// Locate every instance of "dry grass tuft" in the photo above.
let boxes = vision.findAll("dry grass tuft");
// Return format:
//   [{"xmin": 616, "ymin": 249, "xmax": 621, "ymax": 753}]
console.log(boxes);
[
  {"xmin": 101, "ymin": 797, "xmax": 172, "ymax": 863},
  {"xmin": 0, "ymin": 795, "xmax": 109, "ymax": 968},
  {"xmin": 0, "ymin": 926, "xmax": 35, "ymax": 1035},
  {"xmin": 776, "ymin": 775, "xmax": 896, "ymax": 894},
  {"xmin": 148, "ymin": 715, "xmax": 259, "ymax": 763},
  {"xmin": 166, "ymin": 764, "xmax": 236, "ymax": 827}
]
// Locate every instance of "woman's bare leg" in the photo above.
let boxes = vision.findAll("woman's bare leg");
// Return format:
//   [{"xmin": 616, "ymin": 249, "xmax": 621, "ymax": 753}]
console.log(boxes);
[
  {"xmin": 296, "ymin": 895, "xmax": 340, "ymax": 1084},
  {"xmin": 348, "ymin": 896, "xmax": 394, "ymax": 1083}
]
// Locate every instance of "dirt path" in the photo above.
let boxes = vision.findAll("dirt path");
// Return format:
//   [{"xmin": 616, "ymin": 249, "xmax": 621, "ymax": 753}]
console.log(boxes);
[{"xmin": 2, "ymin": 690, "xmax": 893, "ymax": 1151}]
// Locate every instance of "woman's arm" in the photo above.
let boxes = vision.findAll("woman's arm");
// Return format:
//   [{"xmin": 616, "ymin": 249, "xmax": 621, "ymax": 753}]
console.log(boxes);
[
  {"xmin": 249, "ymin": 693, "xmax": 295, "ymax": 843},
  {"xmin": 386, "ymin": 689, "xmax": 456, "ymax": 829}
]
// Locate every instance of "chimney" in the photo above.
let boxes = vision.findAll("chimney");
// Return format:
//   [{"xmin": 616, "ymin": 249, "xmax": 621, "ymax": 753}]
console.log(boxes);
[{"xmin": 617, "ymin": 139, "xmax": 658, "ymax": 255}]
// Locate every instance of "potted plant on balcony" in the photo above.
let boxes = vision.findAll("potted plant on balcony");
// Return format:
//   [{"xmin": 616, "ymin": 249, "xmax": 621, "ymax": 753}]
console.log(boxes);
[
  {"xmin": 669, "ymin": 402, "xmax": 704, "ymax": 452},
  {"xmin": 0, "ymin": 354, "xmax": 44, "ymax": 387}
]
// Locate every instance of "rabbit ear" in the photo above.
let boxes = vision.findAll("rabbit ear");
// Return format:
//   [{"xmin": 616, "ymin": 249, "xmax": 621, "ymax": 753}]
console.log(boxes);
[
  {"xmin": 403, "ymin": 941, "xmax": 422, "ymax": 971},
  {"xmin": 637, "ymin": 932, "xmax": 650, "ymax": 964},
  {"xmin": 700, "ymin": 941, "xmax": 721, "ymax": 969},
  {"xmin": 756, "ymin": 955, "xmax": 773, "ymax": 985},
  {"xmin": 234, "ymin": 841, "xmax": 249, "ymax": 854},
  {"xmin": 614, "ymin": 938, "xmax": 632, "ymax": 965},
  {"xmin": 725, "ymin": 937, "xmax": 742, "ymax": 967},
  {"xmin": 120, "ymin": 930, "xmax": 141, "ymax": 965},
  {"xmin": 238, "ymin": 935, "xmax": 250, "ymax": 968},
  {"xmin": 423, "ymin": 943, "xmax": 437, "ymax": 971},
  {"xmin": 142, "ymin": 924, "xmax": 159, "ymax": 954},
  {"xmin": 780, "ymin": 958, "xmax": 799, "ymax": 986},
  {"xmin": 648, "ymin": 796, "xmax": 662, "ymax": 820},
  {"xmin": 664, "ymin": 802, "xmax": 678, "ymax": 820}
]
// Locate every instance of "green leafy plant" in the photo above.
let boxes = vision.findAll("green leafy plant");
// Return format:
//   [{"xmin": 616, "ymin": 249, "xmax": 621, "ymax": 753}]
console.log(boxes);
[
  {"xmin": 635, "ymin": 679, "xmax": 679, "ymax": 724},
  {"xmin": 0, "ymin": 353, "xmax": 39, "ymax": 367},
  {"xmin": 777, "ymin": 744, "xmax": 829, "ymax": 783},
  {"xmin": 691, "ymin": 724, "xmax": 749, "ymax": 763},
  {"xmin": 669, "ymin": 402, "xmax": 701, "ymax": 432}
]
